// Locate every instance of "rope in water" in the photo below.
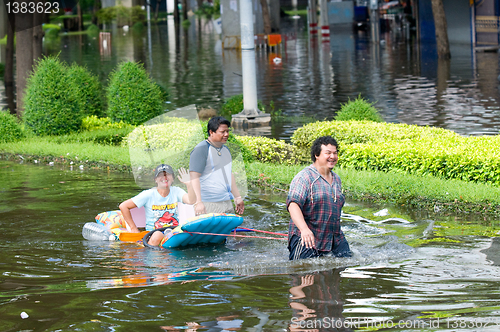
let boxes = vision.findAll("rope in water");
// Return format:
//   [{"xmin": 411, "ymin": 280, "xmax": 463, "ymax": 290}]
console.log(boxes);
[
  {"xmin": 185, "ymin": 231, "xmax": 287, "ymax": 241},
  {"xmin": 235, "ymin": 227, "xmax": 288, "ymax": 237}
]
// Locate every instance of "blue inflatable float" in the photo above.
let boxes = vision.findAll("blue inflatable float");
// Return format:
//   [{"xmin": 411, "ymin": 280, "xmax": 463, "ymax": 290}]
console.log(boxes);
[
  {"xmin": 91, "ymin": 209, "xmax": 243, "ymax": 248},
  {"xmin": 156, "ymin": 213, "xmax": 243, "ymax": 248}
]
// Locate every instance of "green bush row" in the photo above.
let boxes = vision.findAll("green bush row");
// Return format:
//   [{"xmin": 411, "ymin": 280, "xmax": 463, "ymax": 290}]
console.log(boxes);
[
  {"xmin": 291, "ymin": 120, "xmax": 459, "ymax": 149},
  {"xmin": 235, "ymin": 135, "xmax": 306, "ymax": 165},
  {"xmin": 23, "ymin": 56, "xmax": 167, "ymax": 135},
  {"xmin": 292, "ymin": 120, "xmax": 500, "ymax": 186}
]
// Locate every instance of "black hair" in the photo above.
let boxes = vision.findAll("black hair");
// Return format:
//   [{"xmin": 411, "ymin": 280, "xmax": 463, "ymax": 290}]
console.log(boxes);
[
  {"xmin": 207, "ymin": 116, "xmax": 231, "ymax": 136},
  {"xmin": 310, "ymin": 136, "xmax": 338, "ymax": 162}
]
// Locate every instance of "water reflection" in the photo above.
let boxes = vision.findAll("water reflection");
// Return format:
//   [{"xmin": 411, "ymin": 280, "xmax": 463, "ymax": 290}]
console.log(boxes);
[
  {"xmin": 289, "ymin": 270, "xmax": 352, "ymax": 332},
  {"xmin": 3, "ymin": 18, "xmax": 500, "ymax": 137}
]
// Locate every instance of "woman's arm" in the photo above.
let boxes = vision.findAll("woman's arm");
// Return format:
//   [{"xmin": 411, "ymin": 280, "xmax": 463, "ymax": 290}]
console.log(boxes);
[
  {"xmin": 119, "ymin": 199, "xmax": 140, "ymax": 233},
  {"xmin": 177, "ymin": 167, "xmax": 196, "ymax": 204}
]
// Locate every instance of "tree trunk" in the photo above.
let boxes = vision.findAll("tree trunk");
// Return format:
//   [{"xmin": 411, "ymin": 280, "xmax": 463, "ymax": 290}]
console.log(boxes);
[
  {"xmin": 154, "ymin": 0, "xmax": 161, "ymax": 20},
  {"xmin": 430, "ymin": 0, "xmax": 450, "ymax": 59},
  {"xmin": 15, "ymin": 27, "xmax": 34, "ymax": 116},
  {"xmin": 33, "ymin": 10, "xmax": 44, "ymax": 62},
  {"xmin": 5, "ymin": 15, "xmax": 16, "ymax": 115},
  {"xmin": 174, "ymin": 0, "xmax": 180, "ymax": 25},
  {"xmin": 182, "ymin": 0, "xmax": 188, "ymax": 21},
  {"xmin": 77, "ymin": 2, "xmax": 83, "ymax": 31},
  {"xmin": 260, "ymin": 0, "xmax": 272, "ymax": 35},
  {"xmin": 92, "ymin": 0, "xmax": 102, "ymax": 25},
  {"xmin": 5, "ymin": 15, "xmax": 14, "ymax": 86}
]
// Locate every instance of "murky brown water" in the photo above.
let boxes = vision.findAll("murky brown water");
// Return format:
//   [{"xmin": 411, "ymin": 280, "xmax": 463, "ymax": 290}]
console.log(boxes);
[{"xmin": 1, "ymin": 159, "xmax": 500, "ymax": 331}]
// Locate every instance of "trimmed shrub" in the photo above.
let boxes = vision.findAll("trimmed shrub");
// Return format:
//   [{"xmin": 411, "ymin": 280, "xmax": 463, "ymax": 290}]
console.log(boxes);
[
  {"xmin": 23, "ymin": 56, "xmax": 81, "ymax": 136},
  {"xmin": 68, "ymin": 64, "xmax": 104, "ymax": 118},
  {"xmin": 181, "ymin": 19, "xmax": 191, "ymax": 29},
  {"xmin": 335, "ymin": 96, "xmax": 383, "ymax": 122},
  {"xmin": 44, "ymin": 28, "xmax": 60, "ymax": 39},
  {"xmin": 81, "ymin": 115, "xmax": 134, "ymax": 131},
  {"xmin": 0, "ymin": 111, "xmax": 25, "ymax": 142},
  {"xmin": 107, "ymin": 61, "xmax": 163, "ymax": 125},
  {"xmin": 87, "ymin": 24, "xmax": 100, "ymax": 37},
  {"xmin": 235, "ymin": 136, "xmax": 306, "ymax": 165},
  {"xmin": 132, "ymin": 21, "xmax": 144, "ymax": 34}
]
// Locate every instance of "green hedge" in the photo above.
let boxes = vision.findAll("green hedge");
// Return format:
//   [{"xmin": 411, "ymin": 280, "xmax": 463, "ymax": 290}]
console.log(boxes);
[
  {"xmin": 291, "ymin": 120, "xmax": 459, "ymax": 150},
  {"xmin": 235, "ymin": 135, "xmax": 306, "ymax": 165},
  {"xmin": 107, "ymin": 62, "xmax": 163, "ymax": 125},
  {"xmin": 23, "ymin": 56, "xmax": 81, "ymax": 136},
  {"xmin": 292, "ymin": 120, "xmax": 500, "ymax": 186},
  {"xmin": 0, "ymin": 111, "xmax": 25, "ymax": 143}
]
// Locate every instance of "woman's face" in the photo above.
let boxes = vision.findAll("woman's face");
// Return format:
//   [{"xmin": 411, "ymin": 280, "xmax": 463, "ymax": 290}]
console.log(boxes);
[{"xmin": 155, "ymin": 172, "xmax": 174, "ymax": 188}]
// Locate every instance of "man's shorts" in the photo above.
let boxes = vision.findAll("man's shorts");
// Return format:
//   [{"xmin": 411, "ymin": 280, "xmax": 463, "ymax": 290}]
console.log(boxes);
[
  {"xmin": 288, "ymin": 234, "xmax": 352, "ymax": 260},
  {"xmin": 203, "ymin": 200, "xmax": 235, "ymax": 214}
]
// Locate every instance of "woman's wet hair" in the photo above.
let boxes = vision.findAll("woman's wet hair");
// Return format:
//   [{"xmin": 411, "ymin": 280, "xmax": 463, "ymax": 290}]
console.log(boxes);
[
  {"xmin": 311, "ymin": 136, "xmax": 338, "ymax": 162},
  {"xmin": 207, "ymin": 116, "xmax": 231, "ymax": 135}
]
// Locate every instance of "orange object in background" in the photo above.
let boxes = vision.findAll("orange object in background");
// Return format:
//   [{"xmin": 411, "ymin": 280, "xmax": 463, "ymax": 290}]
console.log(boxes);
[{"xmin": 267, "ymin": 34, "xmax": 282, "ymax": 47}]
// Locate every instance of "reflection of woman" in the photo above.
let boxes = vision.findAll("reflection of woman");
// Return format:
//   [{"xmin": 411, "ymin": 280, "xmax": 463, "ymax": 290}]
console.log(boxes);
[{"xmin": 289, "ymin": 270, "xmax": 353, "ymax": 332}]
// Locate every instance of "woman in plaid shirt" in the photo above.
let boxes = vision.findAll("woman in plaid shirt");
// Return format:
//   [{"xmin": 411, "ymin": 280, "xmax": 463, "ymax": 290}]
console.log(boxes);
[{"xmin": 287, "ymin": 136, "xmax": 352, "ymax": 260}]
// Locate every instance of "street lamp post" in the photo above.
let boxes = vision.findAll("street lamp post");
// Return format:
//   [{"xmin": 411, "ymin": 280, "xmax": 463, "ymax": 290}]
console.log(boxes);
[{"xmin": 231, "ymin": 0, "xmax": 271, "ymax": 127}]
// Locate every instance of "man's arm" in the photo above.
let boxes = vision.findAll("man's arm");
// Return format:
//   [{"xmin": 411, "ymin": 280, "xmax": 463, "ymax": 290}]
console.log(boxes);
[
  {"xmin": 288, "ymin": 202, "xmax": 315, "ymax": 249},
  {"xmin": 231, "ymin": 173, "xmax": 244, "ymax": 214}
]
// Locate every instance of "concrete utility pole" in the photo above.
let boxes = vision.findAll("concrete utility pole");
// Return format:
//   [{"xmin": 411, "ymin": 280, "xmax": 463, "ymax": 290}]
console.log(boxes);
[
  {"xmin": 318, "ymin": 0, "xmax": 329, "ymax": 42},
  {"xmin": 232, "ymin": 0, "xmax": 271, "ymax": 126},
  {"xmin": 369, "ymin": 0, "xmax": 379, "ymax": 43}
]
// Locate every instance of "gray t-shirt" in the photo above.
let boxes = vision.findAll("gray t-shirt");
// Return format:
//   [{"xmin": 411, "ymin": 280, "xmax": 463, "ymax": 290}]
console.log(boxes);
[{"xmin": 189, "ymin": 140, "xmax": 233, "ymax": 202}]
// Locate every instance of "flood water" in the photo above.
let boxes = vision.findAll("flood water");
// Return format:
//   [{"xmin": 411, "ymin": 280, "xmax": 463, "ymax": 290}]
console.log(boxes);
[
  {"xmin": 2, "ymin": 16, "xmax": 500, "ymax": 138},
  {"xmin": 2, "ymin": 160, "xmax": 500, "ymax": 331}
]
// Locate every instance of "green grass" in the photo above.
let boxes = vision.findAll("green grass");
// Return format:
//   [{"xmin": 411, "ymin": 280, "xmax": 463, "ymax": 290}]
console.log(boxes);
[
  {"xmin": 0, "ymin": 137, "xmax": 130, "ymax": 168},
  {"xmin": 248, "ymin": 162, "xmax": 500, "ymax": 216}
]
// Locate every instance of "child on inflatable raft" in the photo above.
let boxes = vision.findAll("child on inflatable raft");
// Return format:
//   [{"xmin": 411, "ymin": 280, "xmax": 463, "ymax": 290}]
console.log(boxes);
[{"xmin": 119, "ymin": 164, "xmax": 196, "ymax": 246}]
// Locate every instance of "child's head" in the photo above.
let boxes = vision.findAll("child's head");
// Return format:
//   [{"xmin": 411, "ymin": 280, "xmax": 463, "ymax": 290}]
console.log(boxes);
[{"xmin": 154, "ymin": 164, "xmax": 174, "ymax": 187}]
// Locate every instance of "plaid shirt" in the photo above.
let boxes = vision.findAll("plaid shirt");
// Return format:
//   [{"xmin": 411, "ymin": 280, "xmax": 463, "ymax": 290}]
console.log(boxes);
[{"xmin": 287, "ymin": 165, "xmax": 346, "ymax": 252}]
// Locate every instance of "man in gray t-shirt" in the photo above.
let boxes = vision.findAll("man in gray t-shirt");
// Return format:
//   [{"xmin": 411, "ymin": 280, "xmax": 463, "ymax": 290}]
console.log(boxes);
[{"xmin": 189, "ymin": 116, "xmax": 244, "ymax": 215}]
